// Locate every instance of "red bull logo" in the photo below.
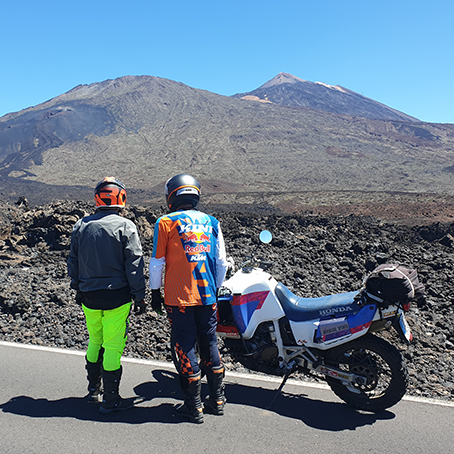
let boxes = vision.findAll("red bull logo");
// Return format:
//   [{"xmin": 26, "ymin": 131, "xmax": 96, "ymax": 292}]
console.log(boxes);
[
  {"xmin": 185, "ymin": 244, "xmax": 211, "ymax": 253},
  {"xmin": 182, "ymin": 232, "xmax": 211, "ymax": 243},
  {"xmin": 179, "ymin": 224, "xmax": 212, "ymax": 244}
]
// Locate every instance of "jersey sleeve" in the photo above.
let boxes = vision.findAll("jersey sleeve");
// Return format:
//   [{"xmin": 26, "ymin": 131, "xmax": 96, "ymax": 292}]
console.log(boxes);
[
  {"xmin": 215, "ymin": 224, "xmax": 229, "ymax": 288},
  {"xmin": 149, "ymin": 217, "xmax": 168, "ymax": 289}
]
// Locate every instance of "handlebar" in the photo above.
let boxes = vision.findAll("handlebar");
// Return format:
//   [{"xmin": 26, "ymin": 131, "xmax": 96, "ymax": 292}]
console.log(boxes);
[{"xmin": 239, "ymin": 256, "xmax": 273, "ymax": 271}]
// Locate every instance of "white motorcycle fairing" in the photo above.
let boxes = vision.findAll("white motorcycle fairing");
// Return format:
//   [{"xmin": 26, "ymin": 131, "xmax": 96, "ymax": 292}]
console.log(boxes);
[{"xmin": 222, "ymin": 267, "xmax": 283, "ymax": 340}]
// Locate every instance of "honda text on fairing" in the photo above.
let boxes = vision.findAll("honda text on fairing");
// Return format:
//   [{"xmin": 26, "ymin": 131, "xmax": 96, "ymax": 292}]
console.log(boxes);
[{"xmin": 216, "ymin": 231, "xmax": 424, "ymax": 412}]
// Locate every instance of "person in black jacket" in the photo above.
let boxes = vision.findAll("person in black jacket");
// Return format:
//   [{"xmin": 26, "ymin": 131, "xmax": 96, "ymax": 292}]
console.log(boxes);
[{"xmin": 67, "ymin": 177, "xmax": 146, "ymax": 415}]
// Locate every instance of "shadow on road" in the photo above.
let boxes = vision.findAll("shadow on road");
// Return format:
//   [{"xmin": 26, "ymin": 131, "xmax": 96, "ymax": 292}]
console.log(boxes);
[{"xmin": 0, "ymin": 369, "xmax": 395, "ymax": 430}]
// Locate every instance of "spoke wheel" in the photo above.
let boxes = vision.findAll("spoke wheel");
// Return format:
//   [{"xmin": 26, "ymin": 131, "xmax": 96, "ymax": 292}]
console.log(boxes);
[{"xmin": 325, "ymin": 334, "xmax": 408, "ymax": 412}]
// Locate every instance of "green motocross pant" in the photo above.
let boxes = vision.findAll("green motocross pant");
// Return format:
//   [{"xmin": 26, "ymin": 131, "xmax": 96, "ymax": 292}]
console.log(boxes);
[{"xmin": 82, "ymin": 302, "xmax": 132, "ymax": 371}]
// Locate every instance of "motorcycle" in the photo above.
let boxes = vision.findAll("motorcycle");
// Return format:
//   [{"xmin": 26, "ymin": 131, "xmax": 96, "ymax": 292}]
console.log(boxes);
[{"xmin": 216, "ymin": 230, "xmax": 424, "ymax": 412}]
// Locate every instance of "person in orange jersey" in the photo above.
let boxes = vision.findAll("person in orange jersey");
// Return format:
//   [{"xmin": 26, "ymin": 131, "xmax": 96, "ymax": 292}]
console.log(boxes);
[{"xmin": 149, "ymin": 174, "xmax": 229, "ymax": 424}]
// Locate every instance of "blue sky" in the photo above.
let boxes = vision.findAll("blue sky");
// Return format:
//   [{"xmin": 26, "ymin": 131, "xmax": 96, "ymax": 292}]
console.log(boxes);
[{"xmin": 1, "ymin": 0, "xmax": 453, "ymax": 123}]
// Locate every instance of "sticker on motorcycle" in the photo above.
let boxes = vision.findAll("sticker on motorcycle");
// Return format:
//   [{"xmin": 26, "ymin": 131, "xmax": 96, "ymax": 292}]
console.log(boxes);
[
  {"xmin": 231, "ymin": 291, "xmax": 270, "ymax": 333},
  {"xmin": 320, "ymin": 367, "xmax": 350, "ymax": 381},
  {"xmin": 314, "ymin": 305, "xmax": 375, "ymax": 343},
  {"xmin": 317, "ymin": 317, "xmax": 350, "ymax": 342}
]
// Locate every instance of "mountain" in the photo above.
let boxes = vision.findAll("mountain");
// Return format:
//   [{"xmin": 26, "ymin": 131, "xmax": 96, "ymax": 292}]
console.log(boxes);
[
  {"xmin": 1, "ymin": 74, "xmax": 454, "ymax": 209},
  {"xmin": 232, "ymin": 73, "xmax": 419, "ymax": 122}
]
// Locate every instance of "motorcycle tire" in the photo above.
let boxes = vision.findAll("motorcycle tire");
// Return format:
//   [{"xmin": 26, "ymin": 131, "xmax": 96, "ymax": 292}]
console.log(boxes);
[{"xmin": 325, "ymin": 333, "xmax": 409, "ymax": 412}]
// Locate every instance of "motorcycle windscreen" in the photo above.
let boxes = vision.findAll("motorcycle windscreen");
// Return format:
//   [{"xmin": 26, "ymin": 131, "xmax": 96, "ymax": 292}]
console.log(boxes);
[{"xmin": 231, "ymin": 291, "xmax": 270, "ymax": 333}]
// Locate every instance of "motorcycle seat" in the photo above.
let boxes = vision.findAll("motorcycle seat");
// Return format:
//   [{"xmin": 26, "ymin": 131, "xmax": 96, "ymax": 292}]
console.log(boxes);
[{"xmin": 275, "ymin": 283, "xmax": 360, "ymax": 322}]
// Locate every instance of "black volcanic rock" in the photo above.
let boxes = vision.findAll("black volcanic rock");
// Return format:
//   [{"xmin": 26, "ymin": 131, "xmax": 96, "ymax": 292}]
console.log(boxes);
[
  {"xmin": 0, "ymin": 200, "xmax": 453, "ymax": 402},
  {"xmin": 233, "ymin": 72, "xmax": 419, "ymax": 121}
]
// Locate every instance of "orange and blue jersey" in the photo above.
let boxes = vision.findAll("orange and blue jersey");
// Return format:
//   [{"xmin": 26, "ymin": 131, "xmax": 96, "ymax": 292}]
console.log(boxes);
[{"xmin": 149, "ymin": 209, "xmax": 228, "ymax": 307}]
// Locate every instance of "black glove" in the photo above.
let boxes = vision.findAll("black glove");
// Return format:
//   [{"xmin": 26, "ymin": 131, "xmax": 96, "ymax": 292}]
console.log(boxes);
[
  {"xmin": 133, "ymin": 299, "xmax": 146, "ymax": 315},
  {"xmin": 75, "ymin": 291, "xmax": 83, "ymax": 306},
  {"xmin": 151, "ymin": 289, "xmax": 164, "ymax": 315}
]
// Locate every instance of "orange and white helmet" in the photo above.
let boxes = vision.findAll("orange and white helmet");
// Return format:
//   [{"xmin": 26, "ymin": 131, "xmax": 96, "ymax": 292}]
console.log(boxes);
[{"xmin": 94, "ymin": 177, "xmax": 127, "ymax": 209}]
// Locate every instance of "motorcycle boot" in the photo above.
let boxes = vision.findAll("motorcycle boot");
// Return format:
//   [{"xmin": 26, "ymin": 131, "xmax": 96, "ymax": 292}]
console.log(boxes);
[
  {"xmin": 203, "ymin": 365, "xmax": 226, "ymax": 415},
  {"xmin": 99, "ymin": 366, "xmax": 135, "ymax": 415},
  {"xmin": 85, "ymin": 356, "xmax": 103, "ymax": 403},
  {"xmin": 175, "ymin": 372, "xmax": 204, "ymax": 424}
]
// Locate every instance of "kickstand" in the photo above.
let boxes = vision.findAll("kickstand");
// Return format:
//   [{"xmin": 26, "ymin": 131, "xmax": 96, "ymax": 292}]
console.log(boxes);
[{"xmin": 266, "ymin": 371, "xmax": 291, "ymax": 410}]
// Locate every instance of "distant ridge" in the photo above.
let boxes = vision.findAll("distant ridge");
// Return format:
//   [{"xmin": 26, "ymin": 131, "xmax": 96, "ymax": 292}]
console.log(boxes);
[
  {"xmin": 1, "ymin": 74, "xmax": 454, "ymax": 207},
  {"xmin": 232, "ymin": 72, "xmax": 419, "ymax": 122}
]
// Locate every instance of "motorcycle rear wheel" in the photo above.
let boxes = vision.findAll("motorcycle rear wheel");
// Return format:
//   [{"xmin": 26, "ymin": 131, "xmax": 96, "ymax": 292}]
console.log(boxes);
[{"xmin": 325, "ymin": 333, "xmax": 409, "ymax": 412}]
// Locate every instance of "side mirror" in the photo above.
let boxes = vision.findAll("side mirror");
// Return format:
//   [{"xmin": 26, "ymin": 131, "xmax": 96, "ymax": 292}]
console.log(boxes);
[{"xmin": 259, "ymin": 230, "xmax": 273, "ymax": 244}]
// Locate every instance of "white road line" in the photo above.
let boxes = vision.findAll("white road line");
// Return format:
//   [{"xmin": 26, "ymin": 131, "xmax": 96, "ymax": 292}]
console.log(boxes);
[{"xmin": 1, "ymin": 340, "xmax": 453, "ymax": 408}]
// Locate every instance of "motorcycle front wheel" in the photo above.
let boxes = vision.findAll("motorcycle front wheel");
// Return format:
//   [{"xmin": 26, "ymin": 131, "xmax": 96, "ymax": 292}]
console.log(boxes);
[{"xmin": 325, "ymin": 333, "xmax": 409, "ymax": 412}]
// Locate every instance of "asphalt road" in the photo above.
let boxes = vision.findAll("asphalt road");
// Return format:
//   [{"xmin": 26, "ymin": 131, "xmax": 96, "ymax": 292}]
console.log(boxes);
[{"xmin": 1, "ymin": 341, "xmax": 453, "ymax": 454}]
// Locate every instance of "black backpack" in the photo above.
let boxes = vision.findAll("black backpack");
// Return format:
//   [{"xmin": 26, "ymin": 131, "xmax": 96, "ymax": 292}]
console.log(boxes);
[{"xmin": 364, "ymin": 263, "xmax": 425, "ymax": 306}]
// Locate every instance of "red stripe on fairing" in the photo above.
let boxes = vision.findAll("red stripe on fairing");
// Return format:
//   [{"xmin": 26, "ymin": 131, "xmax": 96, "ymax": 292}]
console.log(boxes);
[
  {"xmin": 231, "ymin": 291, "xmax": 270, "ymax": 307},
  {"xmin": 350, "ymin": 321, "xmax": 372, "ymax": 334}
]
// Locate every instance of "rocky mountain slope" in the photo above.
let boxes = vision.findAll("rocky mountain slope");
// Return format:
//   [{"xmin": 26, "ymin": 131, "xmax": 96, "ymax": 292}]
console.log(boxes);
[
  {"xmin": 1, "ymin": 200, "xmax": 453, "ymax": 402},
  {"xmin": 232, "ymin": 73, "xmax": 419, "ymax": 121},
  {"xmin": 1, "ymin": 75, "xmax": 454, "ymax": 203}
]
